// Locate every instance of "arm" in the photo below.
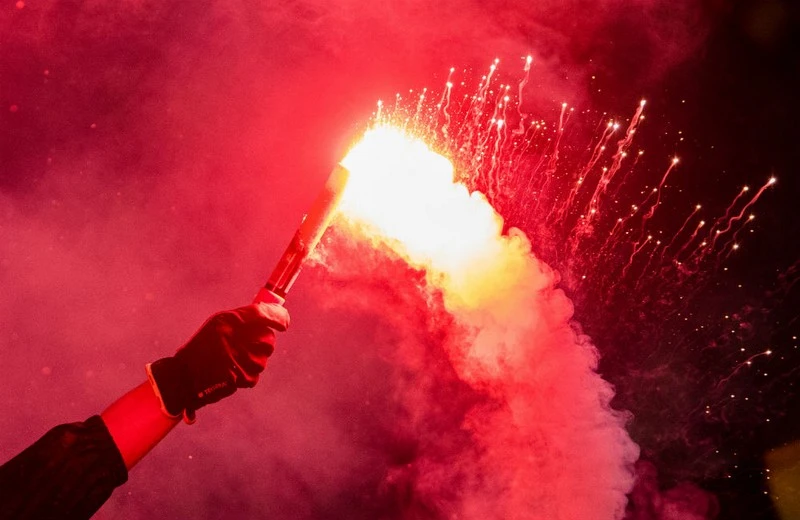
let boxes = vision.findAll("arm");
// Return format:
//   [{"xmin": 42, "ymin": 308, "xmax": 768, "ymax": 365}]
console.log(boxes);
[
  {"xmin": 101, "ymin": 381, "xmax": 179, "ymax": 470},
  {"xmin": 0, "ymin": 416, "xmax": 128, "ymax": 519},
  {"xmin": 102, "ymin": 301, "xmax": 289, "ymax": 470},
  {"xmin": 0, "ymin": 302, "xmax": 288, "ymax": 519}
]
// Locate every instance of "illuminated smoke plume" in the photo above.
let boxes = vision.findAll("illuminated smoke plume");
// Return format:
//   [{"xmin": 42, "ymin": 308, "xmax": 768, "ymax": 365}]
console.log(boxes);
[{"xmin": 314, "ymin": 126, "xmax": 639, "ymax": 518}]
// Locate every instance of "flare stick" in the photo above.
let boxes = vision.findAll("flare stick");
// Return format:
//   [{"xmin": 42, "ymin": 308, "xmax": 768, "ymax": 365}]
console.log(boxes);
[{"xmin": 254, "ymin": 164, "xmax": 350, "ymax": 304}]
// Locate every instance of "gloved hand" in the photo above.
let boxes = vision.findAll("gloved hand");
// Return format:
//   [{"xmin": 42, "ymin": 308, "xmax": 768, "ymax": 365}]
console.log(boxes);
[{"xmin": 146, "ymin": 302, "xmax": 290, "ymax": 423}]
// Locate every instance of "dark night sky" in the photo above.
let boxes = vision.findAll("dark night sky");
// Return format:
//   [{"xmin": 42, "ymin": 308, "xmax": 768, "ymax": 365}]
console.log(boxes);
[
  {"xmin": 590, "ymin": 4, "xmax": 800, "ymax": 516},
  {"xmin": 1, "ymin": 1, "xmax": 799, "ymax": 519},
  {"xmin": 680, "ymin": 4, "xmax": 799, "ymax": 515},
  {"xmin": 589, "ymin": 3, "xmax": 800, "ymax": 515}
]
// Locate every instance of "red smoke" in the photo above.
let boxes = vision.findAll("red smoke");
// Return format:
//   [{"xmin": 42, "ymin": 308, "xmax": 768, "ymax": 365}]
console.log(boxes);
[{"xmin": 0, "ymin": 1, "xmax": 726, "ymax": 518}]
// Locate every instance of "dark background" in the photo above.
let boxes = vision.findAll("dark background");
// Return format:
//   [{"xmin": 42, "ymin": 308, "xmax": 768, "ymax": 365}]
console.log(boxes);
[{"xmin": 581, "ymin": 2, "xmax": 800, "ymax": 517}]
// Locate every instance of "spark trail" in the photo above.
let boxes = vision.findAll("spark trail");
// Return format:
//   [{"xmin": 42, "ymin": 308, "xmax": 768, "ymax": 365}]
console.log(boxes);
[{"xmin": 364, "ymin": 60, "xmax": 776, "ymax": 302}]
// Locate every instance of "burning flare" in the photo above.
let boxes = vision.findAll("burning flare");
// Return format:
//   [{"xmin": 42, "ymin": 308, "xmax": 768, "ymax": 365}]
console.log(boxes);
[
  {"xmin": 334, "ymin": 125, "xmax": 640, "ymax": 519},
  {"xmin": 340, "ymin": 126, "xmax": 529, "ymax": 313}
]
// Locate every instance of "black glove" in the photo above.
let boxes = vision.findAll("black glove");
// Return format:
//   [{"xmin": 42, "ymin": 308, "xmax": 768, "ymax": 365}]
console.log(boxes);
[{"xmin": 146, "ymin": 302, "xmax": 290, "ymax": 422}]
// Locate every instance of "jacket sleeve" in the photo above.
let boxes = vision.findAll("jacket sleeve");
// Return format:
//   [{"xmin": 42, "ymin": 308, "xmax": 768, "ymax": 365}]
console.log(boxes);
[{"xmin": 0, "ymin": 415, "xmax": 128, "ymax": 520}]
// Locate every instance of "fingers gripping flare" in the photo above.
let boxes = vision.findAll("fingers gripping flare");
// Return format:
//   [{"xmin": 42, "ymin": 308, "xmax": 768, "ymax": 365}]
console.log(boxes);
[
  {"xmin": 146, "ymin": 303, "xmax": 290, "ymax": 423},
  {"xmin": 252, "ymin": 302, "xmax": 290, "ymax": 332}
]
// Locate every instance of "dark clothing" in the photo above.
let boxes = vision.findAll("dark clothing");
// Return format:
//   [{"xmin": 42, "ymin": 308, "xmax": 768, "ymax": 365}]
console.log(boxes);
[{"xmin": 0, "ymin": 415, "xmax": 128, "ymax": 519}]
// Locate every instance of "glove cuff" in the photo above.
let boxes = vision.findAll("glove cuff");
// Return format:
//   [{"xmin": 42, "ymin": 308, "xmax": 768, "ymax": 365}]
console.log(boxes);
[{"xmin": 146, "ymin": 358, "xmax": 196, "ymax": 424}]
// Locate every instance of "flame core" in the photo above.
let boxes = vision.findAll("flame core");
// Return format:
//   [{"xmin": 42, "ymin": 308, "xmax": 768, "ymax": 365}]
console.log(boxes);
[{"xmin": 340, "ymin": 126, "xmax": 530, "ymax": 313}]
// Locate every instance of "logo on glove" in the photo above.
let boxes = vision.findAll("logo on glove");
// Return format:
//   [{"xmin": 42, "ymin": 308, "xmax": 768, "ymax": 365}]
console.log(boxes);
[{"xmin": 199, "ymin": 381, "xmax": 230, "ymax": 398}]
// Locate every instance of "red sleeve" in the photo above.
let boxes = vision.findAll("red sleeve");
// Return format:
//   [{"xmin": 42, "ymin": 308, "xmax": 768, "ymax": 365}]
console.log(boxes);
[{"xmin": 0, "ymin": 415, "xmax": 128, "ymax": 519}]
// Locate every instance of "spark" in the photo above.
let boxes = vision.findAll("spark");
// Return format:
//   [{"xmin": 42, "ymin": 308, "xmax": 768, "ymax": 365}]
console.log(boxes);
[
  {"xmin": 660, "ymin": 204, "xmax": 702, "ymax": 263},
  {"xmin": 715, "ymin": 349, "xmax": 774, "ymax": 389},
  {"xmin": 581, "ymin": 100, "xmax": 647, "ymax": 230},
  {"xmin": 638, "ymin": 156, "xmax": 680, "ymax": 234},
  {"xmin": 695, "ymin": 176, "xmax": 777, "ymax": 263}
]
